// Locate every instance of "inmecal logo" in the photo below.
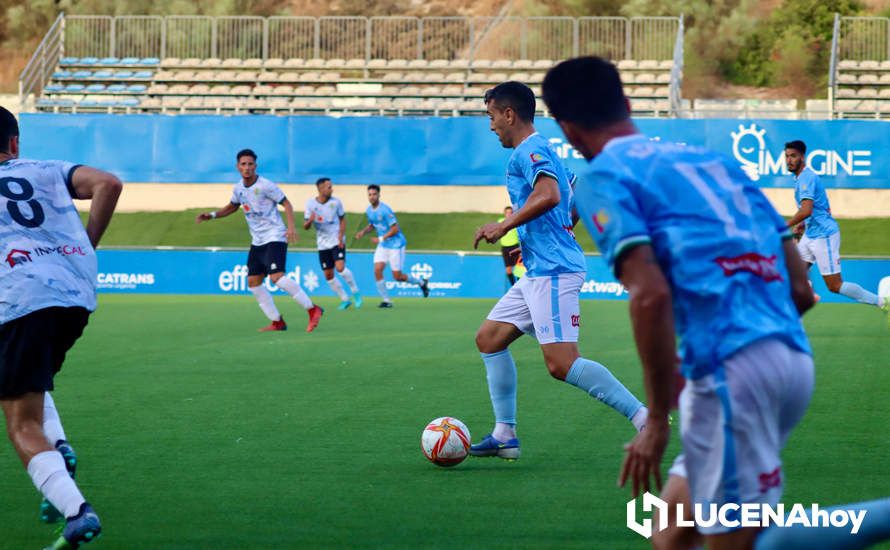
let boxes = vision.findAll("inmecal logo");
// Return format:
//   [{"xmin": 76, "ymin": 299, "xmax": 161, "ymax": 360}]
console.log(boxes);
[{"xmin": 5, "ymin": 248, "xmax": 31, "ymax": 267}]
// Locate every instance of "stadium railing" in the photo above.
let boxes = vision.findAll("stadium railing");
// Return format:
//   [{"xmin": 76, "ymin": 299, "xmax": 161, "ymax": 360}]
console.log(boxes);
[
  {"xmin": 21, "ymin": 14, "xmax": 682, "ymax": 118},
  {"xmin": 830, "ymin": 14, "xmax": 890, "ymax": 119}
]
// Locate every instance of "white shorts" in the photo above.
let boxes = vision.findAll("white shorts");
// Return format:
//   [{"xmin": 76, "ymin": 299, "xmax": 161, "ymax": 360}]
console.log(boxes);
[
  {"xmin": 373, "ymin": 245, "xmax": 406, "ymax": 272},
  {"xmin": 486, "ymin": 272, "xmax": 584, "ymax": 345},
  {"xmin": 677, "ymin": 338, "xmax": 814, "ymax": 535},
  {"xmin": 797, "ymin": 232, "xmax": 841, "ymax": 275}
]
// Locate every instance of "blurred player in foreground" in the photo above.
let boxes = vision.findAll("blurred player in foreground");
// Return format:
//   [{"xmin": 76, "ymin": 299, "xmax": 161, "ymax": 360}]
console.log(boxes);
[
  {"xmin": 785, "ymin": 139, "xmax": 889, "ymax": 317},
  {"xmin": 0, "ymin": 105, "xmax": 120, "ymax": 549},
  {"xmin": 354, "ymin": 184, "xmax": 429, "ymax": 307},
  {"xmin": 470, "ymin": 81, "xmax": 647, "ymax": 460},
  {"xmin": 304, "ymin": 177, "xmax": 361, "ymax": 310},
  {"xmin": 196, "ymin": 149, "xmax": 323, "ymax": 332},
  {"xmin": 543, "ymin": 56, "xmax": 890, "ymax": 550}
]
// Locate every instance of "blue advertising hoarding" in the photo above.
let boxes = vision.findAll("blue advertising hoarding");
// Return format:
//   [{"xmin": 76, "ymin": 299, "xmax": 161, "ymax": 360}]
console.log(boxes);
[
  {"xmin": 96, "ymin": 249, "xmax": 888, "ymax": 305},
  {"xmin": 21, "ymin": 114, "xmax": 890, "ymax": 189}
]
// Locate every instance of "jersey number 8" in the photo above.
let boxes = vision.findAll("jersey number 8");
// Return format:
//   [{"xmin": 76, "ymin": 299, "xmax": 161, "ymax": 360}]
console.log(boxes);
[{"xmin": 0, "ymin": 177, "xmax": 45, "ymax": 228}]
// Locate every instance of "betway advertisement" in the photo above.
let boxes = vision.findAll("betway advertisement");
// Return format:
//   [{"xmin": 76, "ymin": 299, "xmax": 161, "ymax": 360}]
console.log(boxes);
[{"xmin": 94, "ymin": 249, "xmax": 889, "ymax": 303}]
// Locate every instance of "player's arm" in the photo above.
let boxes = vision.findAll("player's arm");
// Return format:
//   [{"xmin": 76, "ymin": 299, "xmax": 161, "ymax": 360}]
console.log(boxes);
[
  {"xmin": 781, "ymin": 238, "xmax": 816, "ymax": 315},
  {"xmin": 70, "ymin": 166, "xmax": 123, "ymax": 248},
  {"xmin": 474, "ymin": 176, "xmax": 560, "ymax": 248},
  {"xmin": 375, "ymin": 223, "xmax": 398, "ymax": 244},
  {"xmin": 338, "ymin": 215, "xmax": 346, "ymax": 247},
  {"xmin": 355, "ymin": 223, "xmax": 373, "ymax": 239},
  {"xmin": 615, "ymin": 244, "xmax": 675, "ymax": 497},
  {"xmin": 196, "ymin": 202, "xmax": 239, "ymax": 223},
  {"xmin": 786, "ymin": 198, "xmax": 813, "ymax": 230},
  {"xmin": 302, "ymin": 206, "xmax": 314, "ymax": 230},
  {"xmin": 280, "ymin": 198, "xmax": 298, "ymax": 243}
]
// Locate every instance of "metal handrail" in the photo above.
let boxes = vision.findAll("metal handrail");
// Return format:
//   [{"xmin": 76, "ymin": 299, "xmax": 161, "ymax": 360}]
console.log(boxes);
[{"xmin": 18, "ymin": 12, "xmax": 65, "ymax": 110}]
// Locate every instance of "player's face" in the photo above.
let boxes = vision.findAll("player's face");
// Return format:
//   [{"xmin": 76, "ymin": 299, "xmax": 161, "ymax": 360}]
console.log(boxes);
[
  {"xmin": 504, "ymin": 207, "xmax": 513, "ymax": 216},
  {"xmin": 486, "ymin": 102, "xmax": 511, "ymax": 148},
  {"xmin": 367, "ymin": 188, "xmax": 380, "ymax": 206},
  {"xmin": 318, "ymin": 180, "xmax": 333, "ymax": 199},
  {"xmin": 785, "ymin": 148, "xmax": 804, "ymax": 173},
  {"xmin": 237, "ymin": 156, "xmax": 257, "ymax": 180}
]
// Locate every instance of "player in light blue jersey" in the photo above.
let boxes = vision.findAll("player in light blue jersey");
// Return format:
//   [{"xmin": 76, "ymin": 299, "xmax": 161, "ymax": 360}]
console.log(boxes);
[
  {"xmin": 785, "ymin": 140, "xmax": 889, "ymax": 315},
  {"xmin": 354, "ymin": 184, "xmax": 429, "ymax": 307},
  {"xmin": 469, "ymin": 81, "xmax": 647, "ymax": 460},
  {"xmin": 197, "ymin": 149, "xmax": 324, "ymax": 333},
  {"xmin": 543, "ymin": 56, "xmax": 890, "ymax": 550},
  {"xmin": 0, "ymin": 106, "xmax": 118, "ymax": 549}
]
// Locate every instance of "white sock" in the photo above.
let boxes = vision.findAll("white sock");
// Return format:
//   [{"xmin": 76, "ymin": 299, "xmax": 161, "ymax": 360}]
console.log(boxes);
[
  {"xmin": 339, "ymin": 267, "xmax": 359, "ymax": 293},
  {"xmin": 839, "ymin": 281, "xmax": 880, "ymax": 306},
  {"xmin": 492, "ymin": 422, "xmax": 516, "ymax": 442},
  {"xmin": 249, "ymin": 285, "xmax": 281, "ymax": 321},
  {"xmin": 375, "ymin": 280, "xmax": 391, "ymax": 302},
  {"xmin": 327, "ymin": 277, "xmax": 349, "ymax": 301},
  {"xmin": 275, "ymin": 276, "xmax": 313, "ymax": 310},
  {"xmin": 43, "ymin": 392, "xmax": 67, "ymax": 447},
  {"xmin": 407, "ymin": 275, "xmax": 423, "ymax": 286},
  {"xmin": 631, "ymin": 406, "xmax": 649, "ymax": 432},
  {"xmin": 28, "ymin": 450, "xmax": 85, "ymax": 518}
]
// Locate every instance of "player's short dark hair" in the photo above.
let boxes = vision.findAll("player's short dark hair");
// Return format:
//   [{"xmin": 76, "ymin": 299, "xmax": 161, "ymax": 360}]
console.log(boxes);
[
  {"xmin": 367, "ymin": 184, "xmax": 380, "ymax": 192},
  {"xmin": 484, "ymin": 81, "xmax": 536, "ymax": 122},
  {"xmin": 236, "ymin": 148, "xmax": 257, "ymax": 162},
  {"xmin": 316, "ymin": 177, "xmax": 331, "ymax": 187},
  {"xmin": 0, "ymin": 106, "xmax": 19, "ymax": 154},
  {"xmin": 542, "ymin": 56, "xmax": 629, "ymax": 129},
  {"xmin": 784, "ymin": 140, "xmax": 806, "ymax": 155}
]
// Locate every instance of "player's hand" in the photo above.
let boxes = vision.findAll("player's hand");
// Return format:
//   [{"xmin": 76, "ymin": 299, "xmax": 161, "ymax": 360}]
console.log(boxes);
[
  {"xmin": 371, "ymin": 236, "xmax": 380, "ymax": 245},
  {"xmin": 793, "ymin": 222, "xmax": 805, "ymax": 236},
  {"xmin": 618, "ymin": 416, "xmax": 669, "ymax": 497},
  {"xmin": 339, "ymin": 235, "xmax": 346, "ymax": 248},
  {"xmin": 196, "ymin": 213, "xmax": 211, "ymax": 223},
  {"xmin": 473, "ymin": 222, "xmax": 506, "ymax": 249},
  {"xmin": 508, "ymin": 247, "xmax": 522, "ymax": 259},
  {"xmin": 287, "ymin": 227, "xmax": 298, "ymax": 243}
]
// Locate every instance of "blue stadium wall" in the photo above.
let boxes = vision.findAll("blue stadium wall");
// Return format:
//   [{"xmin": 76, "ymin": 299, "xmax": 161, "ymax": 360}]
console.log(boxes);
[
  {"xmin": 97, "ymin": 249, "xmax": 889, "ymax": 304},
  {"xmin": 21, "ymin": 114, "xmax": 890, "ymax": 188}
]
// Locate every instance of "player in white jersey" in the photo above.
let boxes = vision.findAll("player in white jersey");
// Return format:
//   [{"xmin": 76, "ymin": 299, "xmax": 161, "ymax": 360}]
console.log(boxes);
[
  {"xmin": 196, "ymin": 149, "xmax": 324, "ymax": 332},
  {"xmin": 355, "ymin": 184, "xmax": 430, "ymax": 307},
  {"xmin": 303, "ymin": 177, "xmax": 362, "ymax": 310},
  {"xmin": 0, "ymin": 106, "xmax": 120, "ymax": 548}
]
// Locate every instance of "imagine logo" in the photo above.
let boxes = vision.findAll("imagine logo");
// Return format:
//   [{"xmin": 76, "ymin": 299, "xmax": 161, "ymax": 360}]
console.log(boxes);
[{"xmin": 730, "ymin": 123, "xmax": 872, "ymax": 181}]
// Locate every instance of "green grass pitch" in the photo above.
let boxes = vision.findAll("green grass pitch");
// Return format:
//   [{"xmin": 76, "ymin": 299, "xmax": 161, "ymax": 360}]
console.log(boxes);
[{"xmin": 2, "ymin": 296, "xmax": 889, "ymax": 549}]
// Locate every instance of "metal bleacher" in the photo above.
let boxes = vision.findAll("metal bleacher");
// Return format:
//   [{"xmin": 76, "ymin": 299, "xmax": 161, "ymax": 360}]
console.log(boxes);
[
  {"xmin": 19, "ymin": 14, "xmax": 684, "ymax": 117},
  {"xmin": 829, "ymin": 15, "xmax": 890, "ymax": 119}
]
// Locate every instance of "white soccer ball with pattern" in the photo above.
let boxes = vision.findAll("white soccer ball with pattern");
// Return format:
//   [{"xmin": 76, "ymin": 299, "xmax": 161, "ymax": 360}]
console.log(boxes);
[{"xmin": 421, "ymin": 417, "xmax": 471, "ymax": 467}]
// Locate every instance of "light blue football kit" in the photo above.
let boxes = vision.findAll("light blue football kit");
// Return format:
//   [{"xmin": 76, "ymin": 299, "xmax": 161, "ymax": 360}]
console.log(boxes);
[
  {"xmin": 576, "ymin": 134, "xmax": 814, "ymax": 533},
  {"xmin": 474, "ymin": 133, "xmax": 645, "ymax": 457}
]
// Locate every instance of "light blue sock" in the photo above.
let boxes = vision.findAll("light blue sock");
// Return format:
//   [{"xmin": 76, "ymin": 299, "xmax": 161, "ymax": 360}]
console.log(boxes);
[
  {"xmin": 565, "ymin": 357, "xmax": 643, "ymax": 420},
  {"xmin": 481, "ymin": 350, "xmax": 517, "ymax": 426},
  {"xmin": 756, "ymin": 498, "xmax": 890, "ymax": 549},
  {"xmin": 407, "ymin": 275, "xmax": 423, "ymax": 285},
  {"xmin": 839, "ymin": 282, "xmax": 880, "ymax": 306}
]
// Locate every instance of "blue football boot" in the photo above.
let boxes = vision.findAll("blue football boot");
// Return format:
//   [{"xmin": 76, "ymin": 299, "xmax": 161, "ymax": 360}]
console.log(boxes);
[
  {"xmin": 45, "ymin": 503, "xmax": 101, "ymax": 549},
  {"xmin": 469, "ymin": 433, "xmax": 521, "ymax": 460}
]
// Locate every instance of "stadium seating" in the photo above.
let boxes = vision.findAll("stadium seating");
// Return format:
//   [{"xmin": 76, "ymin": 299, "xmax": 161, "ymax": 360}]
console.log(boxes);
[{"xmin": 831, "ymin": 60, "xmax": 890, "ymax": 119}]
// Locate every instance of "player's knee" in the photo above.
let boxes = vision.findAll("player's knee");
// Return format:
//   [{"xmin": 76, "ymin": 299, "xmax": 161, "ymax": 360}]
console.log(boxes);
[
  {"xmin": 475, "ymin": 328, "xmax": 500, "ymax": 354},
  {"xmin": 544, "ymin": 358, "xmax": 570, "ymax": 381},
  {"xmin": 826, "ymin": 279, "xmax": 843, "ymax": 293},
  {"xmin": 651, "ymin": 525, "xmax": 699, "ymax": 550}
]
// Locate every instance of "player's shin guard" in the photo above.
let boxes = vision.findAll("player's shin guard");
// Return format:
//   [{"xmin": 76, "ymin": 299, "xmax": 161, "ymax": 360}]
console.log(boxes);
[
  {"xmin": 755, "ymin": 498, "xmax": 890, "ymax": 549},
  {"xmin": 43, "ymin": 392, "xmax": 67, "ymax": 447},
  {"xmin": 375, "ymin": 280, "xmax": 391, "ymax": 302},
  {"xmin": 565, "ymin": 357, "xmax": 644, "ymax": 420},
  {"xmin": 326, "ymin": 277, "xmax": 349, "ymax": 301},
  {"xmin": 249, "ymin": 285, "xmax": 282, "ymax": 321},
  {"xmin": 482, "ymin": 350, "xmax": 518, "ymax": 434},
  {"xmin": 275, "ymin": 276, "xmax": 313, "ymax": 310},
  {"xmin": 339, "ymin": 267, "xmax": 359, "ymax": 293},
  {"xmin": 28, "ymin": 451, "xmax": 85, "ymax": 519},
  {"xmin": 839, "ymin": 282, "xmax": 881, "ymax": 306}
]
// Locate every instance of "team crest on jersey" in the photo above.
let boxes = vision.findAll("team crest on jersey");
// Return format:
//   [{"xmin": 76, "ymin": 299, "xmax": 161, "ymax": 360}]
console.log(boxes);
[
  {"xmin": 243, "ymin": 204, "xmax": 251, "ymax": 212},
  {"xmin": 714, "ymin": 253, "xmax": 783, "ymax": 282},
  {"xmin": 5, "ymin": 249, "xmax": 32, "ymax": 267},
  {"xmin": 592, "ymin": 209, "xmax": 610, "ymax": 233},
  {"xmin": 529, "ymin": 153, "xmax": 544, "ymax": 164}
]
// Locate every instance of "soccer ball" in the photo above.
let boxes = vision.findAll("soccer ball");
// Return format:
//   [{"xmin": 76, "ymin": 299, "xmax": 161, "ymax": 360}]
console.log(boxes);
[{"xmin": 421, "ymin": 417, "xmax": 471, "ymax": 467}]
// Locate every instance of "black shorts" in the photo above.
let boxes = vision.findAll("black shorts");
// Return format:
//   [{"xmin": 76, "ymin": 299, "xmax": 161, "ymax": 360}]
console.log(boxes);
[
  {"xmin": 0, "ymin": 306, "xmax": 90, "ymax": 399},
  {"xmin": 501, "ymin": 244, "xmax": 520, "ymax": 267},
  {"xmin": 247, "ymin": 241, "xmax": 288, "ymax": 276},
  {"xmin": 318, "ymin": 246, "xmax": 346, "ymax": 270}
]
